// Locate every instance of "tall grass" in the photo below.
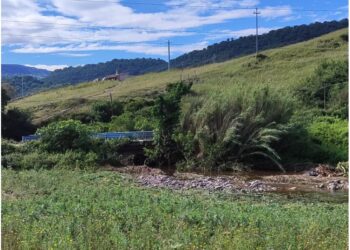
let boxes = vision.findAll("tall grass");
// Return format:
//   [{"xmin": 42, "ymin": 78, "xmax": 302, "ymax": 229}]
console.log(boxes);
[{"xmin": 180, "ymin": 85, "xmax": 294, "ymax": 171}]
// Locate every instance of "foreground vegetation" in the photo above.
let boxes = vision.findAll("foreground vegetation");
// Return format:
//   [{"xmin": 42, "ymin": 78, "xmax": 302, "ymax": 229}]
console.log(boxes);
[{"xmin": 2, "ymin": 169, "xmax": 348, "ymax": 250}]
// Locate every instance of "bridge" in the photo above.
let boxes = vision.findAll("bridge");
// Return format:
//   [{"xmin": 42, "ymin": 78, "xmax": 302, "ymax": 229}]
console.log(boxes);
[{"xmin": 22, "ymin": 131, "xmax": 154, "ymax": 142}]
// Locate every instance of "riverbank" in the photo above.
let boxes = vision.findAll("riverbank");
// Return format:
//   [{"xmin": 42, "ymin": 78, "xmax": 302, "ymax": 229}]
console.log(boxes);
[{"xmin": 107, "ymin": 165, "xmax": 348, "ymax": 194}]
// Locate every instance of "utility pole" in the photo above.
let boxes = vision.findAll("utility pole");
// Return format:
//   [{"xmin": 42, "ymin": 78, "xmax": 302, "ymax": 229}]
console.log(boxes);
[
  {"xmin": 21, "ymin": 76, "xmax": 24, "ymax": 97},
  {"xmin": 254, "ymin": 7, "xmax": 261, "ymax": 58},
  {"xmin": 323, "ymin": 82, "xmax": 326, "ymax": 110},
  {"xmin": 167, "ymin": 40, "xmax": 171, "ymax": 71},
  {"xmin": 109, "ymin": 92, "xmax": 113, "ymax": 116}
]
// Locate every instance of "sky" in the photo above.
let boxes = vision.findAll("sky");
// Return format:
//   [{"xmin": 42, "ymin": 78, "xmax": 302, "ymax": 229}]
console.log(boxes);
[{"xmin": 1, "ymin": 0, "xmax": 348, "ymax": 71}]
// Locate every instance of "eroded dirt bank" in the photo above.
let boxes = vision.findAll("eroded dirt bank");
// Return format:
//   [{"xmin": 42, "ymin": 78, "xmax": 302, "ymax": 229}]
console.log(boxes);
[{"xmin": 105, "ymin": 165, "xmax": 348, "ymax": 194}]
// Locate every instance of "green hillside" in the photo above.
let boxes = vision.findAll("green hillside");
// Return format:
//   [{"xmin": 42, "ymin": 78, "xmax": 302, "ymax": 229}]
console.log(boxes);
[{"xmin": 11, "ymin": 28, "xmax": 348, "ymax": 125}]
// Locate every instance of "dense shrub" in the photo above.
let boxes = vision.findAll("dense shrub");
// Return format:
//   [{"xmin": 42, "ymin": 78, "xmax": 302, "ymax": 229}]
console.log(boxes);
[
  {"xmin": 2, "ymin": 150, "xmax": 98, "ymax": 170},
  {"xmin": 2, "ymin": 153, "xmax": 25, "ymax": 169},
  {"xmin": 123, "ymin": 98, "xmax": 155, "ymax": 113},
  {"xmin": 2, "ymin": 151, "xmax": 58, "ymax": 170},
  {"xmin": 1, "ymin": 140, "xmax": 17, "ymax": 155},
  {"xmin": 181, "ymin": 86, "xmax": 293, "ymax": 171},
  {"xmin": 307, "ymin": 116, "xmax": 348, "ymax": 163},
  {"xmin": 106, "ymin": 98, "xmax": 156, "ymax": 132},
  {"xmin": 92, "ymin": 139, "xmax": 129, "ymax": 166},
  {"xmin": 38, "ymin": 120, "xmax": 92, "ymax": 153},
  {"xmin": 2, "ymin": 88, "xmax": 36, "ymax": 141},
  {"xmin": 1, "ymin": 88, "xmax": 10, "ymax": 113},
  {"xmin": 296, "ymin": 60, "xmax": 348, "ymax": 117},
  {"xmin": 2, "ymin": 108, "xmax": 36, "ymax": 141},
  {"xmin": 146, "ymin": 81, "xmax": 193, "ymax": 167},
  {"xmin": 92, "ymin": 101, "xmax": 123, "ymax": 122},
  {"xmin": 277, "ymin": 124, "xmax": 330, "ymax": 164},
  {"xmin": 55, "ymin": 151, "xmax": 98, "ymax": 170},
  {"xmin": 109, "ymin": 112, "xmax": 136, "ymax": 131},
  {"xmin": 173, "ymin": 131, "xmax": 197, "ymax": 170}
]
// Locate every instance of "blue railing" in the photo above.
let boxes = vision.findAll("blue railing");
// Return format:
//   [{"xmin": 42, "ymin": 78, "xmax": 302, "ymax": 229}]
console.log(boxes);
[
  {"xmin": 22, "ymin": 131, "xmax": 154, "ymax": 142},
  {"xmin": 21, "ymin": 135, "xmax": 41, "ymax": 142}
]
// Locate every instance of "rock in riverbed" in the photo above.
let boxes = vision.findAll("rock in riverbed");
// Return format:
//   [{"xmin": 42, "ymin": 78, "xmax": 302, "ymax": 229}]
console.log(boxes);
[
  {"xmin": 244, "ymin": 180, "xmax": 277, "ymax": 192},
  {"xmin": 137, "ymin": 175, "xmax": 276, "ymax": 193},
  {"xmin": 317, "ymin": 180, "xmax": 348, "ymax": 191}
]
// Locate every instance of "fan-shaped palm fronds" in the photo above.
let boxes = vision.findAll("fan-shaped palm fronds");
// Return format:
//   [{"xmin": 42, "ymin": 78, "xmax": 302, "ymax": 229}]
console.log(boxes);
[{"xmin": 180, "ymin": 85, "xmax": 292, "ymax": 172}]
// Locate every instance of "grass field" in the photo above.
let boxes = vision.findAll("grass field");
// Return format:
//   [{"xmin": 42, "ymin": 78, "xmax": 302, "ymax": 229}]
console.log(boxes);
[
  {"xmin": 2, "ymin": 169, "xmax": 348, "ymax": 250},
  {"xmin": 10, "ymin": 29, "xmax": 348, "ymax": 124}
]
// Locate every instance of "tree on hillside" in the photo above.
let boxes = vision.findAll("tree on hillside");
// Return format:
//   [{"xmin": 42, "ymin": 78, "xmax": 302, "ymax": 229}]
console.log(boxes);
[
  {"xmin": 2, "ymin": 88, "xmax": 36, "ymax": 141},
  {"xmin": 1, "ymin": 88, "xmax": 10, "ymax": 114}
]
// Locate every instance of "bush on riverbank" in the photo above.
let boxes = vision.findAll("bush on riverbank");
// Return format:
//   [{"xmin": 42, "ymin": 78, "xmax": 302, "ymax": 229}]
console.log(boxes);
[{"xmin": 176, "ymin": 85, "xmax": 293, "ymax": 172}]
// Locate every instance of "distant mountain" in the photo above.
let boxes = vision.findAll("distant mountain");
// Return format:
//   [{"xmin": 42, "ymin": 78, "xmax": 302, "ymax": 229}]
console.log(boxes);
[
  {"xmin": 171, "ymin": 19, "xmax": 349, "ymax": 68},
  {"xmin": 43, "ymin": 58, "xmax": 167, "ymax": 86},
  {"xmin": 1, "ymin": 64, "xmax": 50, "ymax": 78}
]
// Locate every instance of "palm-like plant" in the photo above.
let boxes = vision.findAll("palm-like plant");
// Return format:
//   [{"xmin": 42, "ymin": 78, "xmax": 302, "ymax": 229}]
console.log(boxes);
[{"xmin": 182, "ymin": 85, "xmax": 292, "ymax": 172}]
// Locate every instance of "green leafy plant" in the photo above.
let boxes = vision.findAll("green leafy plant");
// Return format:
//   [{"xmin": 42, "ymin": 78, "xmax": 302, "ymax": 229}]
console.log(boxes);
[
  {"xmin": 307, "ymin": 116, "xmax": 348, "ymax": 163},
  {"xmin": 92, "ymin": 100, "xmax": 124, "ymax": 122},
  {"xmin": 146, "ymin": 81, "xmax": 192, "ymax": 167},
  {"xmin": 37, "ymin": 120, "xmax": 92, "ymax": 153},
  {"xmin": 296, "ymin": 60, "xmax": 348, "ymax": 112}
]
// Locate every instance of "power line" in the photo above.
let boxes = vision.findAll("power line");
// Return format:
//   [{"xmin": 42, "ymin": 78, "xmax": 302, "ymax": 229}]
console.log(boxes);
[{"xmin": 168, "ymin": 40, "xmax": 171, "ymax": 71}]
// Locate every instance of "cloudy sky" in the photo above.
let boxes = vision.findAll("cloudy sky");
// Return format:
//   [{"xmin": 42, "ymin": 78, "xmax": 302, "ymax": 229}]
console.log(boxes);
[{"xmin": 2, "ymin": 0, "xmax": 348, "ymax": 70}]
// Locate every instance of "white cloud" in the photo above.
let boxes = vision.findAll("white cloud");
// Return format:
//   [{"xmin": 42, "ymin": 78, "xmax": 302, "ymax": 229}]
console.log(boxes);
[
  {"xmin": 58, "ymin": 53, "xmax": 91, "ymax": 57},
  {"xmin": 2, "ymin": 0, "xmax": 294, "ymax": 56},
  {"xmin": 25, "ymin": 64, "xmax": 69, "ymax": 71},
  {"xmin": 15, "ymin": 41, "xmax": 209, "ymax": 56},
  {"xmin": 205, "ymin": 27, "xmax": 277, "ymax": 41}
]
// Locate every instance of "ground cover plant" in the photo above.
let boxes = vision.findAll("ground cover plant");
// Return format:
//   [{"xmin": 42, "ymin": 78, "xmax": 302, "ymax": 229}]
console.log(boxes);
[{"xmin": 2, "ymin": 169, "xmax": 348, "ymax": 250}]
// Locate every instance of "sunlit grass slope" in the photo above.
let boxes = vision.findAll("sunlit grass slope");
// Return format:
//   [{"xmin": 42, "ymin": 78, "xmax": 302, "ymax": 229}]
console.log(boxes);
[{"xmin": 11, "ymin": 29, "xmax": 348, "ymax": 124}]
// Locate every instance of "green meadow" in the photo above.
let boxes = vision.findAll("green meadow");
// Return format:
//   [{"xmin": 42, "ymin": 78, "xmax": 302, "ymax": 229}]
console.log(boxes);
[{"xmin": 2, "ymin": 169, "xmax": 348, "ymax": 250}]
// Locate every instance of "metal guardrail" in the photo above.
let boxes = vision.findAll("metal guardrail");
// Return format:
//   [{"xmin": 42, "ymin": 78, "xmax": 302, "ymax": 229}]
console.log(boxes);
[
  {"xmin": 21, "ymin": 135, "xmax": 41, "ymax": 142},
  {"xmin": 92, "ymin": 131, "xmax": 154, "ymax": 140},
  {"xmin": 22, "ymin": 131, "xmax": 154, "ymax": 142}
]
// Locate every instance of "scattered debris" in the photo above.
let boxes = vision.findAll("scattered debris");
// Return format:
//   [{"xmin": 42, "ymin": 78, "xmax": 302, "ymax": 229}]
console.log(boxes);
[
  {"xmin": 308, "ymin": 164, "xmax": 343, "ymax": 177},
  {"xmin": 137, "ymin": 175, "xmax": 276, "ymax": 193}
]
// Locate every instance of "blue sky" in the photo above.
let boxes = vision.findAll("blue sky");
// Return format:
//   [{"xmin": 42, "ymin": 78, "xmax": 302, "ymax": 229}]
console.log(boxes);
[{"xmin": 2, "ymin": 0, "xmax": 348, "ymax": 71}]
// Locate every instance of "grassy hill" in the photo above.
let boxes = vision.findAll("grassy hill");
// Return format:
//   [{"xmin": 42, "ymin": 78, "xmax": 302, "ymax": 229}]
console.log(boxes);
[
  {"xmin": 171, "ymin": 19, "xmax": 348, "ymax": 68},
  {"xmin": 11, "ymin": 28, "xmax": 348, "ymax": 125}
]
